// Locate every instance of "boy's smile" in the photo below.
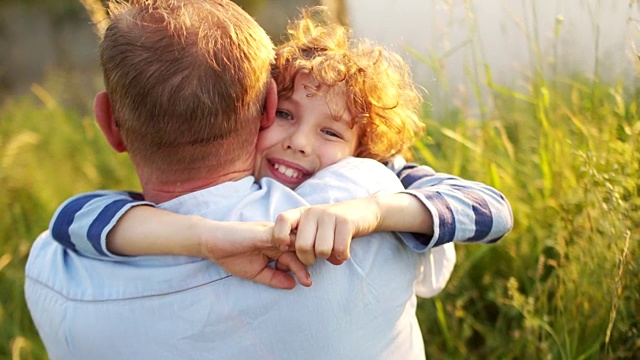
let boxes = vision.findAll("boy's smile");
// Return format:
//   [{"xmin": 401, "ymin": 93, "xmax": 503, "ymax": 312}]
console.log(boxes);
[
  {"xmin": 264, "ymin": 157, "xmax": 313, "ymax": 186},
  {"xmin": 254, "ymin": 73, "xmax": 360, "ymax": 189}
]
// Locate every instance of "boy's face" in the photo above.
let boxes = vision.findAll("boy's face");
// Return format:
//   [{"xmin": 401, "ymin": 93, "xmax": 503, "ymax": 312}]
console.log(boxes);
[{"xmin": 254, "ymin": 73, "xmax": 360, "ymax": 189}]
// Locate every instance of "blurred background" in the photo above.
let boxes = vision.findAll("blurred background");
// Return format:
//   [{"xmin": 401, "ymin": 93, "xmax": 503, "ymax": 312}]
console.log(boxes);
[
  {"xmin": 1, "ymin": 0, "xmax": 637, "ymax": 113},
  {"xmin": 0, "ymin": 0, "xmax": 321, "ymax": 109},
  {"xmin": 1, "ymin": 0, "xmax": 639, "ymax": 359}
]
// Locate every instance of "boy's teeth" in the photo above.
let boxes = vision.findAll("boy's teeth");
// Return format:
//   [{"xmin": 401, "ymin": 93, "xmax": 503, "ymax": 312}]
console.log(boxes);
[{"xmin": 274, "ymin": 163, "xmax": 301, "ymax": 179}]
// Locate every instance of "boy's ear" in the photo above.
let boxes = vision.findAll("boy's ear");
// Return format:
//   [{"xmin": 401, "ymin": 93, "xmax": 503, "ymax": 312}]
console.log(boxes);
[
  {"xmin": 94, "ymin": 91, "xmax": 127, "ymax": 153},
  {"xmin": 260, "ymin": 78, "xmax": 277, "ymax": 130}
]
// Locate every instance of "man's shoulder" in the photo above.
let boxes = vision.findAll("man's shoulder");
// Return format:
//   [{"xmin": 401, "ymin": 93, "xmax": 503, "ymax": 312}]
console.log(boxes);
[
  {"xmin": 311, "ymin": 157, "xmax": 402, "ymax": 192},
  {"xmin": 25, "ymin": 230, "xmax": 62, "ymax": 285},
  {"xmin": 25, "ymin": 230, "xmax": 228, "ymax": 301},
  {"xmin": 295, "ymin": 157, "xmax": 403, "ymax": 205},
  {"xmin": 320, "ymin": 156, "xmax": 390, "ymax": 173}
]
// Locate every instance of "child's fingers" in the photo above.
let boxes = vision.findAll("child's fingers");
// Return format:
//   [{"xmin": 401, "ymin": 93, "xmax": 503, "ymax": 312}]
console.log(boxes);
[
  {"xmin": 326, "ymin": 254, "xmax": 346, "ymax": 265},
  {"xmin": 314, "ymin": 216, "xmax": 336, "ymax": 260},
  {"xmin": 273, "ymin": 210, "xmax": 299, "ymax": 249},
  {"xmin": 252, "ymin": 265, "xmax": 298, "ymax": 290},
  {"xmin": 294, "ymin": 212, "xmax": 319, "ymax": 265},
  {"xmin": 276, "ymin": 252, "xmax": 312, "ymax": 287},
  {"xmin": 331, "ymin": 217, "xmax": 351, "ymax": 262}
]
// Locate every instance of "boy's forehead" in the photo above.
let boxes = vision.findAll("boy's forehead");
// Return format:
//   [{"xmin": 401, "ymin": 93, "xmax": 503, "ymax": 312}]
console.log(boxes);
[
  {"xmin": 295, "ymin": 74, "xmax": 348, "ymax": 107},
  {"xmin": 284, "ymin": 72, "xmax": 356, "ymax": 126},
  {"xmin": 294, "ymin": 72, "xmax": 321, "ymax": 93}
]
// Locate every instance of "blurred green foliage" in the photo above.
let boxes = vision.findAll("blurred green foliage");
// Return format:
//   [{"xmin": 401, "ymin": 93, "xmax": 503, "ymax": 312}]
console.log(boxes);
[
  {"xmin": 0, "ymin": 0, "xmax": 86, "ymax": 18},
  {"xmin": 413, "ymin": 74, "xmax": 640, "ymax": 359},
  {"xmin": 0, "ymin": 90, "xmax": 140, "ymax": 358}
]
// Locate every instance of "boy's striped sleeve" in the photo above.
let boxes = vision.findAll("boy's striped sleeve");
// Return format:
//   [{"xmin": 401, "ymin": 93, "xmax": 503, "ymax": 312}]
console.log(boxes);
[
  {"xmin": 387, "ymin": 157, "xmax": 513, "ymax": 252},
  {"xmin": 49, "ymin": 191, "xmax": 153, "ymax": 260}
]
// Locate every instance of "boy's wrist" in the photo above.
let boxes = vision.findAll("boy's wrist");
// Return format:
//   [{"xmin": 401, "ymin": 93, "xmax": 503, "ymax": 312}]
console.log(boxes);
[
  {"xmin": 372, "ymin": 193, "xmax": 433, "ymax": 234},
  {"xmin": 368, "ymin": 195, "xmax": 387, "ymax": 232},
  {"xmin": 186, "ymin": 215, "xmax": 210, "ymax": 258}
]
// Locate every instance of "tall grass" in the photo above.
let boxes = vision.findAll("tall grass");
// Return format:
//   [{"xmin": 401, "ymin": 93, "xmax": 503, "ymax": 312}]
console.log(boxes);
[
  {"xmin": 411, "ymin": 0, "xmax": 639, "ymax": 357},
  {"xmin": 0, "ymin": 89, "xmax": 139, "ymax": 359},
  {"xmin": 415, "ymin": 75, "xmax": 639, "ymax": 359},
  {"xmin": 1, "ymin": 0, "xmax": 639, "ymax": 359}
]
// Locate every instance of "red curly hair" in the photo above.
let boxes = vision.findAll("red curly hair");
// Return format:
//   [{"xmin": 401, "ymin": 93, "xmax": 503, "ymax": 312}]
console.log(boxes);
[{"xmin": 272, "ymin": 6, "xmax": 425, "ymax": 161}]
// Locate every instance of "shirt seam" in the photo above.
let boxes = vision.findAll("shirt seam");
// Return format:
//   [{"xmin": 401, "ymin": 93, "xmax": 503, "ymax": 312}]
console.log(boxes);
[{"xmin": 25, "ymin": 274, "xmax": 233, "ymax": 303}]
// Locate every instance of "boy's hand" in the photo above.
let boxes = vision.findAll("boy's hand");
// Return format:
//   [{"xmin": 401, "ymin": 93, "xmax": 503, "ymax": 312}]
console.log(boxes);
[
  {"xmin": 273, "ymin": 198, "xmax": 383, "ymax": 266},
  {"xmin": 198, "ymin": 221, "xmax": 312, "ymax": 289},
  {"xmin": 106, "ymin": 207, "xmax": 312, "ymax": 290}
]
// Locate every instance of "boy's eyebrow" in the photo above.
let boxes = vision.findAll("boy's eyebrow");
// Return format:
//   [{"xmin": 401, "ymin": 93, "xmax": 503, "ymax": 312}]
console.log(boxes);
[
  {"xmin": 330, "ymin": 107, "xmax": 356, "ymax": 127},
  {"xmin": 277, "ymin": 95, "xmax": 296, "ymax": 107}
]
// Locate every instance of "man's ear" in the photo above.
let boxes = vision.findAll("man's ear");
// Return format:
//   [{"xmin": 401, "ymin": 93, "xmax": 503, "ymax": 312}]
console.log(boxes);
[
  {"xmin": 260, "ymin": 78, "xmax": 277, "ymax": 130},
  {"xmin": 94, "ymin": 91, "xmax": 127, "ymax": 153}
]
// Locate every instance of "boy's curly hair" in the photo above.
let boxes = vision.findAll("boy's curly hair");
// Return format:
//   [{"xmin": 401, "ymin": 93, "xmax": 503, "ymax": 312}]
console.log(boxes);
[{"xmin": 272, "ymin": 6, "xmax": 425, "ymax": 161}]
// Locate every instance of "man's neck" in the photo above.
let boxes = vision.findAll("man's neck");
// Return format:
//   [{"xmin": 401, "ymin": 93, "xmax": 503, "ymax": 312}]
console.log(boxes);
[{"xmin": 138, "ymin": 167, "xmax": 253, "ymax": 204}]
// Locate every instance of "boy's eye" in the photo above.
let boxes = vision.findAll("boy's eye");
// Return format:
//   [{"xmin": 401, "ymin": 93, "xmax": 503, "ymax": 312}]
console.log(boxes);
[
  {"xmin": 321, "ymin": 129, "xmax": 343, "ymax": 139},
  {"xmin": 275, "ymin": 109, "xmax": 293, "ymax": 120}
]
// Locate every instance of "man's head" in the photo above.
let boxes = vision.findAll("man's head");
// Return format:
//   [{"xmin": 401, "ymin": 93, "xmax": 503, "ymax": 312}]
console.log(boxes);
[{"xmin": 96, "ymin": 0, "xmax": 275, "ymax": 183}]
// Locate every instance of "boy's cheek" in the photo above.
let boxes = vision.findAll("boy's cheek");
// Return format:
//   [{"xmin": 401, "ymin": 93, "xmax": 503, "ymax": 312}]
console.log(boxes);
[{"xmin": 256, "ymin": 127, "xmax": 283, "ymax": 152}]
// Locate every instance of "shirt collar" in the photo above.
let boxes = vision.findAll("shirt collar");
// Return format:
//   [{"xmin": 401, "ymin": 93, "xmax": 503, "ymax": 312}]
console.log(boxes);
[{"xmin": 157, "ymin": 176, "xmax": 258, "ymax": 215}]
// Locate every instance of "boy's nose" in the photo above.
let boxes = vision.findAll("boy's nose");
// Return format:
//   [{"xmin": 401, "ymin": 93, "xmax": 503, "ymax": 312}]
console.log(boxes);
[{"xmin": 285, "ymin": 127, "xmax": 311, "ymax": 154}]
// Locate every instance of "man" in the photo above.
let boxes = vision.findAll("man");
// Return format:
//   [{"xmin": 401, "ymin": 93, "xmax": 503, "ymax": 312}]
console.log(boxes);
[{"xmin": 25, "ymin": 1, "xmax": 511, "ymax": 359}]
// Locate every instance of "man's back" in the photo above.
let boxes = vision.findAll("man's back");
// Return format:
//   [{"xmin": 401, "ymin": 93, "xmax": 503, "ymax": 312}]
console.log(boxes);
[{"xmin": 25, "ymin": 158, "xmax": 424, "ymax": 359}]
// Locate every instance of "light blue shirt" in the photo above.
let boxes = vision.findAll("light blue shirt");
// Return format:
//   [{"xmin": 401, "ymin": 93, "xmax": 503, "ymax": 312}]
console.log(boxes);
[{"xmin": 25, "ymin": 158, "xmax": 427, "ymax": 360}]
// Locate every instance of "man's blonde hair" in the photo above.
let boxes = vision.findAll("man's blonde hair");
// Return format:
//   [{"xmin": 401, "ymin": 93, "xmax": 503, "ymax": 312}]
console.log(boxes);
[
  {"xmin": 272, "ymin": 7, "xmax": 425, "ymax": 162},
  {"xmin": 100, "ymin": 0, "xmax": 274, "ymax": 174}
]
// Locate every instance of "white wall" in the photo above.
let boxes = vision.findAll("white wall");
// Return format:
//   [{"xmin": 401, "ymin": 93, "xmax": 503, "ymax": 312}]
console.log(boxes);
[{"xmin": 345, "ymin": 0, "xmax": 640, "ymax": 116}]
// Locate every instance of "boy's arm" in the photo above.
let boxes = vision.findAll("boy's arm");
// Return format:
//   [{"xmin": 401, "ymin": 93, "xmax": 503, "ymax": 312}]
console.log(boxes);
[
  {"xmin": 274, "ymin": 156, "xmax": 513, "ymax": 262},
  {"xmin": 49, "ymin": 190, "xmax": 153, "ymax": 260},
  {"xmin": 273, "ymin": 156, "xmax": 512, "ymax": 297},
  {"xmin": 388, "ymin": 156, "xmax": 514, "ymax": 252},
  {"xmin": 271, "ymin": 191, "xmax": 457, "ymax": 297},
  {"xmin": 50, "ymin": 191, "xmax": 275, "ymax": 258},
  {"xmin": 272, "ymin": 192, "xmax": 434, "ymax": 265},
  {"xmin": 48, "ymin": 190, "xmax": 311, "ymax": 289}
]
